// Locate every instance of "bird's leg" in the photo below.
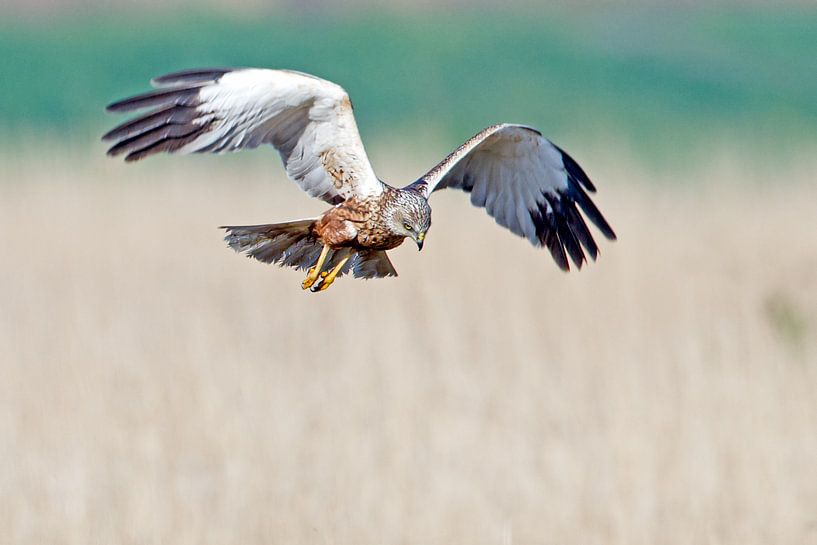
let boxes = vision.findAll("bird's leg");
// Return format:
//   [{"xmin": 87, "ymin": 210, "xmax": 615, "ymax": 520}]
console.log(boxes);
[
  {"xmin": 302, "ymin": 244, "xmax": 331, "ymax": 290},
  {"xmin": 311, "ymin": 252, "xmax": 352, "ymax": 293}
]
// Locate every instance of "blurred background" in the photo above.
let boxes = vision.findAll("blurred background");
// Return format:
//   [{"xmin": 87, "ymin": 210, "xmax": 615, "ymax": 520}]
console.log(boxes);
[{"xmin": 1, "ymin": 1, "xmax": 816, "ymax": 544}]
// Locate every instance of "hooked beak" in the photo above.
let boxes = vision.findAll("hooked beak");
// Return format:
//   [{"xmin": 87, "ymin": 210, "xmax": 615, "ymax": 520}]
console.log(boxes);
[{"xmin": 415, "ymin": 232, "xmax": 425, "ymax": 251}]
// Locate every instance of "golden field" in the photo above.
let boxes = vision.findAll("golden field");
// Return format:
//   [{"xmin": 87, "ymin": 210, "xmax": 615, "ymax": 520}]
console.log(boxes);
[{"xmin": 1, "ymin": 148, "xmax": 816, "ymax": 545}]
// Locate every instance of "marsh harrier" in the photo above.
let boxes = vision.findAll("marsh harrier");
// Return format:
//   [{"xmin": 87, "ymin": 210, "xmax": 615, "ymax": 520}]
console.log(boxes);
[{"xmin": 104, "ymin": 68, "xmax": 616, "ymax": 292}]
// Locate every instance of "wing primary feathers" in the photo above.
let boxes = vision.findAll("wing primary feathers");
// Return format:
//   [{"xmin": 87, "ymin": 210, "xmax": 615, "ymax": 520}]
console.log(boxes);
[
  {"xmin": 533, "ymin": 199, "xmax": 570, "ymax": 271},
  {"xmin": 106, "ymin": 122, "xmax": 207, "ymax": 158},
  {"xmin": 562, "ymin": 197, "xmax": 599, "ymax": 261},
  {"xmin": 545, "ymin": 193, "xmax": 585, "ymax": 269},
  {"xmin": 105, "ymin": 86, "xmax": 203, "ymax": 112},
  {"xmin": 555, "ymin": 144, "xmax": 597, "ymax": 193},
  {"xmin": 113, "ymin": 128, "xmax": 206, "ymax": 163},
  {"xmin": 544, "ymin": 229, "xmax": 569, "ymax": 272},
  {"xmin": 412, "ymin": 124, "xmax": 614, "ymax": 271},
  {"xmin": 101, "ymin": 105, "xmax": 198, "ymax": 142},
  {"xmin": 566, "ymin": 183, "xmax": 617, "ymax": 240},
  {"xmin": 104, "ymin": 68, "xmax": 384, "ymax": 204},
  {"xmin": 124, "ymin": 125, "xmax": 212, "ymax": 162},
  {"xmin": 150, "ymin": 68, "xmax": 233, "ymax": 87},
  {"xmin": 558, "ymin": 221, "xmax": 585, "ymax": 269}
]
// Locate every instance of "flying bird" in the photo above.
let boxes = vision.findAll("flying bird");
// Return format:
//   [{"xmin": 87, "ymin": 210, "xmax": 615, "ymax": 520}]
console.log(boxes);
[{"xmin": 103, "ymin": 68, "xmax": 616, "ymax": 292}]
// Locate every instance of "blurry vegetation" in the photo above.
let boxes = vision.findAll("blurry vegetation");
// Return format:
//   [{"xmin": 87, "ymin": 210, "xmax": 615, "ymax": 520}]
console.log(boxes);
[
  {"xmin": 0, "ymin": 6, "xmax": 816, "ymax": 162},
  {"xmin": 764, "ymin": 291, "xmax": 810, "ymax": 356}
]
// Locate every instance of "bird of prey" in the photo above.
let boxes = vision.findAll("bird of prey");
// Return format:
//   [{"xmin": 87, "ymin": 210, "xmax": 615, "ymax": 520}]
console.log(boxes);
[{"xmin": 103, "ymin": 67, "xmax": 615, "ymax": 292}]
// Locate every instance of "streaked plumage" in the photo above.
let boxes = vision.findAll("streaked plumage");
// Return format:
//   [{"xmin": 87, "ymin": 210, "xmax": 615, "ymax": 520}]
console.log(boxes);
[{"xmin": 104, "ymin": 67, "xmax": 615, "ymax": 292}]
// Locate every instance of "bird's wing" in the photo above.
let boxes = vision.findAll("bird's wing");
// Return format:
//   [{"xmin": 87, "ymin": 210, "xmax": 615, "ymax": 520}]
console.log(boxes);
[
  {"xmin": 408, "ymin": 123, "xmax": 616, "ymax": 270},
  {"xmin": 103, "ymin": 68, "xmax": 383, "ymax": 204}
]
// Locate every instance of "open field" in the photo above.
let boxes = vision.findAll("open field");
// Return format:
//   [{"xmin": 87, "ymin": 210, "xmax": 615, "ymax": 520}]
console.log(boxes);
[{"xmin": 1, "ymin": 151, "xmax": 816, "ymax": 544}]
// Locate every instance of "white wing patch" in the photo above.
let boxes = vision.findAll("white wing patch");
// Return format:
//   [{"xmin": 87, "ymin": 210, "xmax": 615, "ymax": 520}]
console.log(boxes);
[
  {"xmin": 409, "ymin": 123, "xmax": 615, "ymax": 271},
  {"xmin": 104, "ymin": 68, "xmax": 383, "ymax": 204}
]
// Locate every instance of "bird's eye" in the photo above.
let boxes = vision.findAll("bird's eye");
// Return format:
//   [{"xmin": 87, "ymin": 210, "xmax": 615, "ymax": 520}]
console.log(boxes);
[{"xmin": 404, "ymin": 223, "xmax": 413, "ymax": 231}]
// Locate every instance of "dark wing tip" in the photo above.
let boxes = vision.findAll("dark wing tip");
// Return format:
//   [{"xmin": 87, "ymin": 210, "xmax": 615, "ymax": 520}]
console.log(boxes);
[
  {"xmin": 533, "ymin": 200, "xmax": 572, "ymax": 271},
  {"xmin": 532, "ymin": 179, "xmax": 618, "ymax": 272},
  {"xmin": 151, "ymin": 67, "xmax": 233, "ymax": 87},
  {"xmin": 105, "ymin": 87, "xmax": 203, "ymax": 113},
  {"xmin": 544, "ymin": 230, "xmax": 571, "ymax": 272},
  {"xmin": 544, "ymin": 194, "xmax": 585, "ymax": 269},
  {"xmin": 106, "ymin": 68, "xmax": 231, "ymax": 113},
  {"xmin": 105, "ymin": 100, "xmax": 129, "ymax": 113},
  {"xmin": 104, "ymin": 119, "xmax": 211, "ymax": 162},
  {"xmin": 101, "ymin": 128, "xmax": 119, "ymax": 141},
  {"xmin": 103, "ymin": 78, "xmax": 213, "ymax": 161},
  {"xmin": 564, "ymin": 180, "xmax": 616, "ymax": 242},
  {"xmin": 554, "ymin": 144, "xmax": 597, "ymax": 193}
]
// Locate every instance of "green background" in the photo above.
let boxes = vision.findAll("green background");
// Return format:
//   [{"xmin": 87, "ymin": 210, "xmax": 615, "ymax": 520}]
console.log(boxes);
[{"xmin": 2, "ymin": 6, "xmax": 815, "ymax": 162}]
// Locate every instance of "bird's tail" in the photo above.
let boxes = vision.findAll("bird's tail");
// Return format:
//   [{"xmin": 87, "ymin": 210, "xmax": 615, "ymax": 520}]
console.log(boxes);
[
  {"xmin": 221, "ymin": 219, "xmax": 324, "ymax": 271},
  {"xmin": 221, "ymin": 219, "xmax": 398, "ymax": 279}
]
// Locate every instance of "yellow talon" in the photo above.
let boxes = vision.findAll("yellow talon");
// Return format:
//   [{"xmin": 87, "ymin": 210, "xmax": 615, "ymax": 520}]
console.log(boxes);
[
  {"xmin": 316, "ymin": 278, "xmax": 335, "ymax": 292},
  {"xmin": 310, "ymin": 252, "xmax": 351, "ymax": 293},
  {"xmin": 302, "ymin": 244, "xmax": 331, "ymax": 290}
]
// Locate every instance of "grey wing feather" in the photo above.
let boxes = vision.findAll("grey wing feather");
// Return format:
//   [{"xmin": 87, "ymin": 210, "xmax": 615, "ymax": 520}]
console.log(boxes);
[
  {"xmin": 104, "ymin": 67, "xmax": 384, "ymax": 205},
  {"xmin": 406, "ymin": 123, "xmax": 615, "ymax": 271}
]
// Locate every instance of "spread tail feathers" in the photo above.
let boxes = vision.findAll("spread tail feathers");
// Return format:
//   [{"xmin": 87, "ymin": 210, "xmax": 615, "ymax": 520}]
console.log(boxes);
[
  {"xmin": 221, "ymin": 220, "xmax": 398, "ymax": 279},
  {"xmin": 222, "ymin": 219, "xmax": 322, "ymax": 271}
]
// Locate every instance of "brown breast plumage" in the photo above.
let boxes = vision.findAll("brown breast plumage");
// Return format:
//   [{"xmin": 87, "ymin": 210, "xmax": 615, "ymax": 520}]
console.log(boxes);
[
  {"xmin": 355, "ymin": 223, "xmax": 405, "ymax": 250},
  {"xmin": 314, "ymin": 190, "xmax": 405, "ymax": 251}
]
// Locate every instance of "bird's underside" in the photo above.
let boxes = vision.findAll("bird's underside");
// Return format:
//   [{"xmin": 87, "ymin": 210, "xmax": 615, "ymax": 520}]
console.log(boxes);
[
  {"xmin": 222, "ymin": 191, "xmax": 409, "ymax": 292},
  {"xmin": 103, "ymin": 67, "xmax": 616, "ymax": 293}
]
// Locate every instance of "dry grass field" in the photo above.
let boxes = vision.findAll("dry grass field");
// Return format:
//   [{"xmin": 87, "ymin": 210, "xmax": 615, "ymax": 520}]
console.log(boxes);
[{"xmin": 1, "ymin": 149, "xmax": 816, "ymax": 545}]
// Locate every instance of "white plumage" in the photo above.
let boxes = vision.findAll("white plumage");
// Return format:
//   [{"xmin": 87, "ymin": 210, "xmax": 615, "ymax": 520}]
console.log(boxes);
[
  {"xmin": 412, "ymin": 123, "xmax": 613, "ymax": 251},
  {"xmin": 104, "ymin": 67, "xmax": 615, "ymax": 276},
  {"xmin": 107, "ymin": 68, "xmax": 383, "ymax": 204}
]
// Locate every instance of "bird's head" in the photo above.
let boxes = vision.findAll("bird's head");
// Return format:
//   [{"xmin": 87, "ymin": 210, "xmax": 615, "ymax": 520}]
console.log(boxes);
[{"xmin": 389, "ymin": 189, "xmax": 432, "ymax": 250}]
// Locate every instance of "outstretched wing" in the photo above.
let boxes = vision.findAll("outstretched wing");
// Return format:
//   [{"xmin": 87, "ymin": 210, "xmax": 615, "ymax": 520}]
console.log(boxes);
[
  {"xmin": 408, "ymin": 123, "xmax": 616, "ymax": 271},
  {"xmin": 103, "ymin": 68, "xmax": 383, "ymax": 204}
]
